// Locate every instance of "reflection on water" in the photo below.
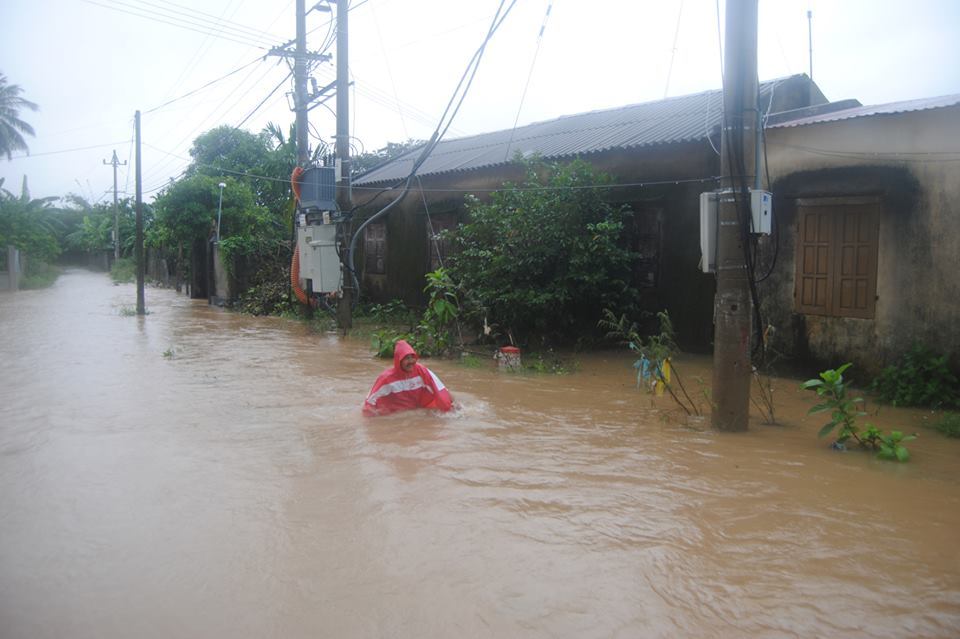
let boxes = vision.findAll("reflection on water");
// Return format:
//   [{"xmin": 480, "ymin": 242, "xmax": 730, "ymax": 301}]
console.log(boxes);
[{"xmin": 1, "ymin": 269, "xmax": 958, "ymax": 638}]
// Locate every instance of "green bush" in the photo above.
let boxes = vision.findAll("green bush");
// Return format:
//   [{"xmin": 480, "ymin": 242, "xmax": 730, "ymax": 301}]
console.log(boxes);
[
  {"xmin": 449, "ymin": 157, "xmax": 639, "ymax": 344},
  {"xmin": 870, "ymin": 344, "xmax": 960, "ymax": 409},
  {"xmin": 110, "ymin": 257, "xmax": 135, "ymax": 284},
  {"xmin": 931, "ymin": 412, "xmax": 960, "ymax": 438},
  {"xmin": 19, "ymin": 264, "xmax": 60, "ymax": 289}
]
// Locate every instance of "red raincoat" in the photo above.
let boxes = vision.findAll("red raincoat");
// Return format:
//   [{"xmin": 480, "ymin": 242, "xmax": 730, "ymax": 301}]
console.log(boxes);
[{"xmin": 362, "ymin": 340, "xmax": 454, "ymax": 417}]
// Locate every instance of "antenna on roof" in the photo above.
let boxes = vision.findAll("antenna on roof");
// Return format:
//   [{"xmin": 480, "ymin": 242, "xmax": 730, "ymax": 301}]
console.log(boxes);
[{"xmin": 807, "ymin": 10, "xmax": 814, "ymax": 81}]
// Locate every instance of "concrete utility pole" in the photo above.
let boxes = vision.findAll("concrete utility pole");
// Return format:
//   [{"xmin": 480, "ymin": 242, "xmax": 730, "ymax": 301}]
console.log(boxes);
[
  {"xmin": 711, "ymin": 0, "xmax": 758, "ymax": 432},
  {"xmin": 134, "ymin": 111, "xmax": 145, "ymax": 315},
  {"xmin": 335, "ymin": 0, "xmax": 353, "ymax": 330},
  {"xmin": 103, "ymin": 150, "xmax": 127, "ymax": 261},
  {"xmin": 295, "ymin": 0, "xmax": 309, "ymax": 166}
]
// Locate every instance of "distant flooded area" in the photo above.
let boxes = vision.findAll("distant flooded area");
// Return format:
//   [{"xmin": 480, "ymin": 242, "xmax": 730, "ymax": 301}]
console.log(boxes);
[{"xmin": 1, "ymin": 269, "xmax": 958, "ymax": 638}]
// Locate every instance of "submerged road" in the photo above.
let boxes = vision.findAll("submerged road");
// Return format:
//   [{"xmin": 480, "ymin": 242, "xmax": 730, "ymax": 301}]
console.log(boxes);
[{"xmin": 1, "ymin": 269, "xmax": 958, "ymax": 638}]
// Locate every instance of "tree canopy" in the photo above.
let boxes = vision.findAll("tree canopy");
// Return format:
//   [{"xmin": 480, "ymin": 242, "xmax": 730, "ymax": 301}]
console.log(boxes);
[{"xmin": 0, "ymin": 73, "xmax": 38, "ymax": 160}]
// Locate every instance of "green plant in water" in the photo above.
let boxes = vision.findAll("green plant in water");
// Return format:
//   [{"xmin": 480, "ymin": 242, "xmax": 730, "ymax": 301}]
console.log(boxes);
[
  {"xmin": 929, "ymin": 412, "xmax": 960, "ymax": 438},
  {"xmin": 802, "ymin": 363, "xmax": 916, "ymax": 462},
  {"xmin": 110, "ymin": 257, "xmax": 136, "ymax": 284},
  {"xmin": 418, "ymin": 268, "xmax": 460, "ymax": 356},
  {"xmin": 870, "ymin": 344, "xmax": 960, "ymax": 409},
  {"xmin": 459, "ymin": 353, "xmax": 483, "ymax": 368},
  {"xmin": 599, "ymin": 309, "xmax": 700, "ymax": 416},
  {"xmin": 162, "ymin": 347, "xmax": 174, "ymax": 358}
]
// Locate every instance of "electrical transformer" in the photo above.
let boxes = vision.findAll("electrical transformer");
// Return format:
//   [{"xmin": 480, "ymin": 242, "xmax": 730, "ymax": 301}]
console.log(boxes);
[{"xmin": 295, "ymin": 166, "xmax": 342, "ymax": 295}]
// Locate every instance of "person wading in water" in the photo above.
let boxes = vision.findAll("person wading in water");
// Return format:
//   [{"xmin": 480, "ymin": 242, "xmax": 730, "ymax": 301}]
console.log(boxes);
[{"xmin": 362, "ymin": 339, "xmax": 454, "ymax": 417}]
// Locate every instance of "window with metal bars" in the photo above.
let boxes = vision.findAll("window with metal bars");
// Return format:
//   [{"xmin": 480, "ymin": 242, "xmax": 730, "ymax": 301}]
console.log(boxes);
[{"xmin": 364, "ymin": 222, "xmax": 386, "ymax": 275}]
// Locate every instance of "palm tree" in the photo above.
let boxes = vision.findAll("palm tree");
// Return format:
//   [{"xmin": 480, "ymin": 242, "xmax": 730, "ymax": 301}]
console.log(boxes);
[{"xmin": 0, "ymin": 73, "xmax": 39, "ymax": 160}]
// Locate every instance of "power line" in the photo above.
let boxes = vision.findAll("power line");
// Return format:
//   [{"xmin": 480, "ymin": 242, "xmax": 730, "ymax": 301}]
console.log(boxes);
[
  {"xmin": 80, "ymin": 0, "xmax": 273, "ymax": 49},
  {"xmin": 504, "ymin": 0, "xmax": 552, "ymax": 161},
  {"xmin": 144, "ymin": 56, "xmax": 265, "ymax": 114},
  {"xmin": 125, "ymin": 0, "xmax": 284, "ymax": 43},
  {"xmin": 7, "ymin": 141, "xmax": 130, "ymax": 159},
  {"xmin": 236, "ymin": 72, "xmax": 294, "ymax": 129}
]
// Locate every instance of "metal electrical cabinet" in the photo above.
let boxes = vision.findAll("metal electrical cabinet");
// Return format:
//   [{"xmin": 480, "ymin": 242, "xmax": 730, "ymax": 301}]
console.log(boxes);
[{"xmin": 297, "ymin": 225, "xmax": 341, "ymax": 294}]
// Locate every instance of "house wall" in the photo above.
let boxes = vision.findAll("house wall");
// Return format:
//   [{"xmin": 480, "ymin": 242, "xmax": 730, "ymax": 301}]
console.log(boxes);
[
  {"xmin": 761, "ymin": 106, "xmax": 960, "ymax": 372},
  {"xmin": 354, "ymin": 142, "xmax": 722, "ymax": 350}
]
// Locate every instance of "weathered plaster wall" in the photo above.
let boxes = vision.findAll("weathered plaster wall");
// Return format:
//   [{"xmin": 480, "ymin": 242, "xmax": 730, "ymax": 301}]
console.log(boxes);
[{"xmin": 762, "ymin": 107, "xmax": 960, "ymax": 372}]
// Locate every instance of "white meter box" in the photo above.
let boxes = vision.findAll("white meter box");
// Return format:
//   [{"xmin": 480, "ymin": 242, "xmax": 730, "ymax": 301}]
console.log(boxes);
[
  {"xmin": 297, "ymin": 225, "xmax": 342, "ymax": 294},
  {"xmin": 750, "ymin": 189, "xmax": 772, "ymax": 235}
]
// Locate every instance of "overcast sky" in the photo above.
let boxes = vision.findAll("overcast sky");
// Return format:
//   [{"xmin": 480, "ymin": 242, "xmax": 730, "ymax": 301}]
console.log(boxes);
[{"xmin": 3, "ymin": 0, "xmax": 959, "ymax": 203}]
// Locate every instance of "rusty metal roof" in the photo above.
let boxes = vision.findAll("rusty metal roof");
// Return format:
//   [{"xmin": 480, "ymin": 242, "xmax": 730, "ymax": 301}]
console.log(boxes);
[
  {"xmin": 769, "ymin": 94, "xmax": 960, "ymax": 128},
  {"xmin": 355, "ymin": 76, "xmax": 803, "ymax": 185}
]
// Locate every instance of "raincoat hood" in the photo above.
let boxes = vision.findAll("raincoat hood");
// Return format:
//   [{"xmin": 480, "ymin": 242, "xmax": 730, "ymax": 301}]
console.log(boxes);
[
  {"xmin": 393, "ymin": 339, "xmax": 418, "ymax": 371},
  {"xmin": 363, "ymin": 340, "xmax": 452, "ymax": 417}
]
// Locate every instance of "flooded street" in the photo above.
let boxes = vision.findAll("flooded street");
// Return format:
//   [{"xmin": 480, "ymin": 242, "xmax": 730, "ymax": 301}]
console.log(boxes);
[{"xmin": 1, "ymin": 268, "xmax": 958, "ymax": 638}]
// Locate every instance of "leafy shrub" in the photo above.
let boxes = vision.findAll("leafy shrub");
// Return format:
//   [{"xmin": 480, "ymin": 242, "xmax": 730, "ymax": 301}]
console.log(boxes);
[
  {"xmin": 19, "ymin": 262, "xmax": 60, "ymax": 289},
  {"xmin": 358, "ymin": 298, "xmax": 415, "ymax": 325},
  {"xmin": 870, "ymin": 344, "xmax": 960, "ymax": 408},
  {"xmin": 931, "ymin": 412, "xmax": 960, "ymax": 438},
  {"xmin": 803, "ymin": 363, "xmax": 916, "ymax": 462},
  {"xmin": 449, "ymin": 158, "xmax": 639, "ymax": 343},
  {"xmin": 110, "ymin": 257, "xmax": 135, "ymax": 284},
  {"xmin": 234, "ymin": 277, "xmax": 295, "ymax": 316}
]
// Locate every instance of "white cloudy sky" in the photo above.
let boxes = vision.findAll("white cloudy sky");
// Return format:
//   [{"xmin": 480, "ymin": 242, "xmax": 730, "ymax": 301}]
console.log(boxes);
[{"xmin": 3, "ymin": 0, "xmax": 959, "ymax": 202}]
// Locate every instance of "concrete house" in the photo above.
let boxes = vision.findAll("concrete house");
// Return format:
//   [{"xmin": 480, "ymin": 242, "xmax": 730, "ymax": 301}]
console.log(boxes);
[
  {"xmin": 760, "ymin": 94, "xmax": 960, "ymax": 372},
  {"xmin": 352, "ymin": 74, "xmax": 959, "ymax": 371},
  {"xmin": 352, "ymin": 74, "xmax": 826, "ymax": 349}
]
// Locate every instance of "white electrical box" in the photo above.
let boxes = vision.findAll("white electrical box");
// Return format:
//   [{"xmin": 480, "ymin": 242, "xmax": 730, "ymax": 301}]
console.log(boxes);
[
  {"xmin": 699, "ymin": 191, "xmax": 718, "ymax": 273},
  {"xmin": 750, "ymin": 189, "xmax": 772, "ymax": 235},
  {"xmin": 297, "ymin": 225, "xmax": 342, "ymax": 294}
]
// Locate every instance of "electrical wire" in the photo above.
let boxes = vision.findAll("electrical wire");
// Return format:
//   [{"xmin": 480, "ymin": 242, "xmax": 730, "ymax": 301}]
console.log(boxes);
[
  {"xmin": 503, "ymin": 0, "xmax": 552, "ymax": 161},
  {"xmin": 79, "ymin": 0, "xmax": 275, "ymax": 49},
  {"xmin": 346, "ymin": 0, "xmax": 529, "ymax": 294},
  {"xmin": 144, "ymin": 56, "xmax": 265, "ymax": 114},
  {"xmin": 235, "ymin": 71, "xmax": 294, "ymax": 129},
  {"xmin": 126, "ymin": 0, "xmax": 284, "ymax": 42},
  {"xmin": 7, "ymin": 140, "xmax": 131, "ymax": 160},
  {"xmin": 351, "ymin": 174, "xmax": 719, "ymax": 194},
  {"xmin": 663, "ymin": 0, "xmax": 684, "ymax": 98}
]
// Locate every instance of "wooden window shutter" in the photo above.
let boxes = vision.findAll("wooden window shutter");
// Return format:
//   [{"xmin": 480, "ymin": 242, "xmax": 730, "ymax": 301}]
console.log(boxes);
[
  {"xmin": 794, "ymin": 197, "xmax": 879, "ymax": 319},
  {"xmin": 833, "ymin": 204, "xmax": 879, "ymax": 318},
  {"xmin": 795, "ymin": 206, "xmax": 834, "ymax": 315}
]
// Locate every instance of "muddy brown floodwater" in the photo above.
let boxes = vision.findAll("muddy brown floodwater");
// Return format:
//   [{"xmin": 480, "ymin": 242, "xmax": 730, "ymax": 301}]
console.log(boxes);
[{"xmin": 1, "ymin": 268, "xmax": 958, "ymax": 638}]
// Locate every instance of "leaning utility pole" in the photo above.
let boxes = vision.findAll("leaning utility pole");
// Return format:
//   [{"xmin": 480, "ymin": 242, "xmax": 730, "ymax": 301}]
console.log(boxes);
[
  {"xmin": 711, "ymin": 0, "xmax": 757, "ymax": 431},
  {"xmin": 134, "ymin": 111, "xmax": 145, "ymax": 315},
  {"xmin": 335, "ymin": 0, "xmax": 353, "ymax": 330},
  {"xmin": 103, "ymin": 150, "xmax": 127, "ymax": 261}
]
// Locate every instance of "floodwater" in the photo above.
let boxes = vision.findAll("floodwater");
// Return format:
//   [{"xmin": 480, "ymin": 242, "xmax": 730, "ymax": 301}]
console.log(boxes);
[{"xmin": 1, "ymin": 269, "xmax": 958, "ymax": 639}]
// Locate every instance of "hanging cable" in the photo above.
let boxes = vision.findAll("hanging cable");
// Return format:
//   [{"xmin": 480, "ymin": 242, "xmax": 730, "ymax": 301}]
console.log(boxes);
[
  {"xmin": 145, "ymin": 57, "xmax": 264, "ymax": 114},
  {"xmin": 347, "ymin": 0, "xmax": 519, "ymax": 287},
  {"xmin": 503, "ymin": 0, "xmax": 552, "ymax": 161}
]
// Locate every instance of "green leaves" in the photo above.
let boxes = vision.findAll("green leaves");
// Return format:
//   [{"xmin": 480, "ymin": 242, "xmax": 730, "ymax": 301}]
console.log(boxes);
[
  {"xmin": 449, "ymin": 158, "xmax": 640, "ymax": 342},
  {"xmin": 802, "ymin": 364, "xmax": 915, "ymax": 462},
  {"xmin": 870, "ymin": 344, "xmax": 960, "ymax": 409}
]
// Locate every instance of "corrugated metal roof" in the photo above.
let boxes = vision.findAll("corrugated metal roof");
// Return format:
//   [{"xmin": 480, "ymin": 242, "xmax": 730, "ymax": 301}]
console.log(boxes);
[
  {"xmin": 355, "ymin": 76, "xmax": 801, "ymax": 185},
  {"xmin": 769, "ymin": 94, "xmax": 960, "ymax": 128}
]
